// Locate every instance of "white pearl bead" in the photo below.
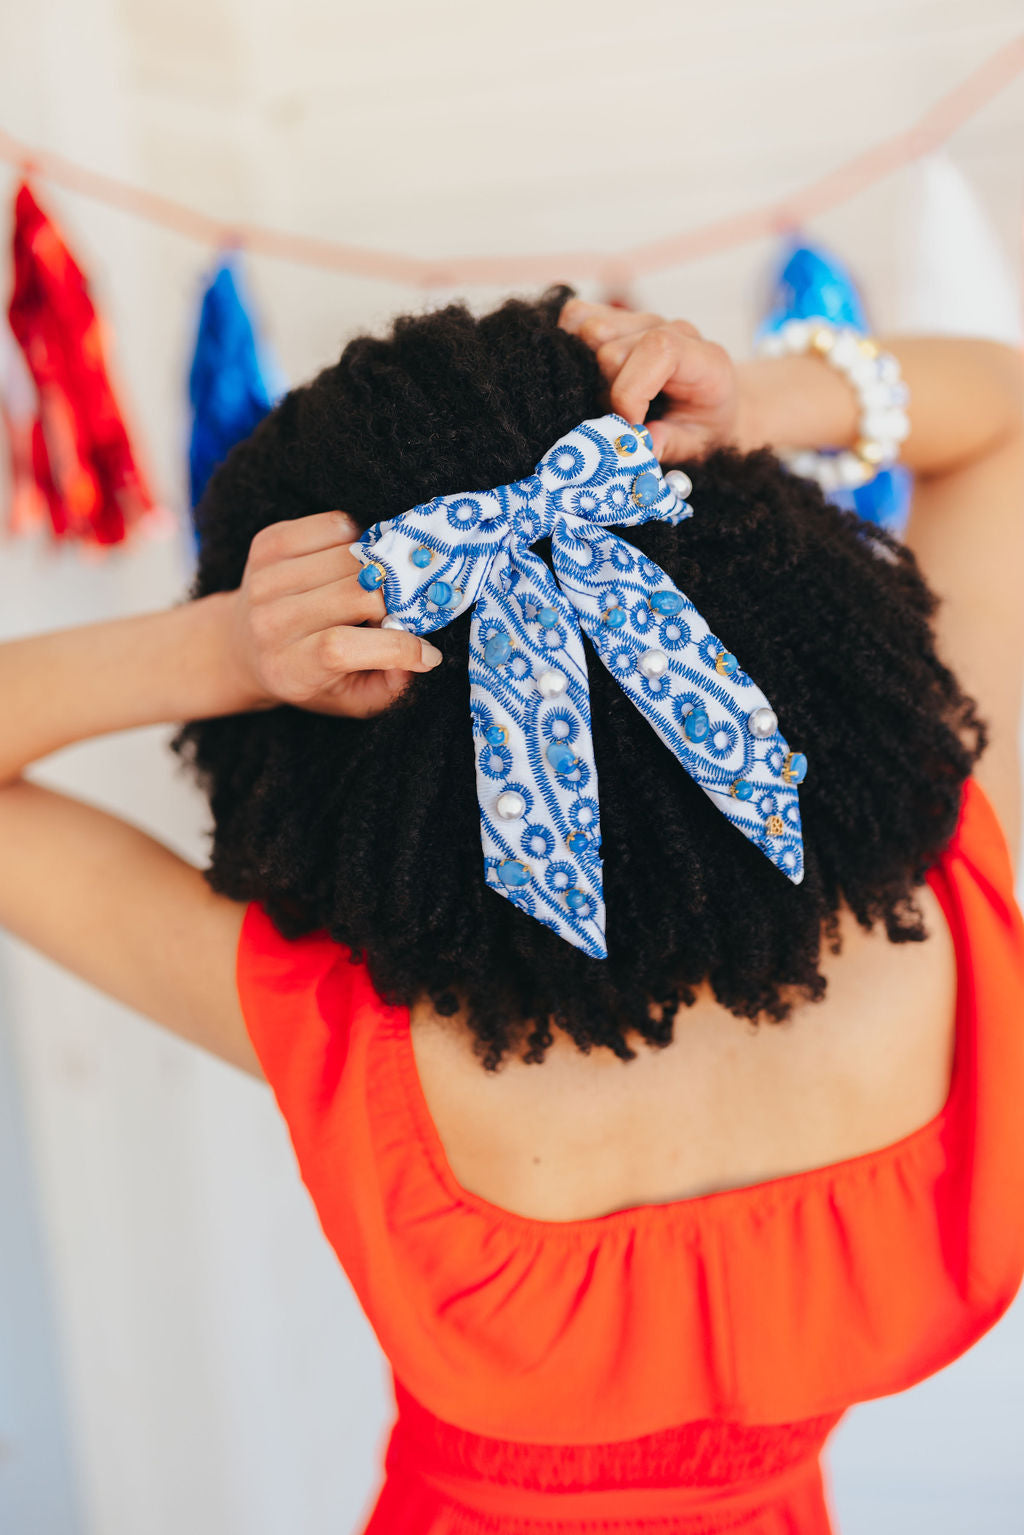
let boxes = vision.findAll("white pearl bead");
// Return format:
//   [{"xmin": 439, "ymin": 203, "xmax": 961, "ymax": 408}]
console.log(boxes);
[
  {"xmin": 748, "ymin": 706, "xmax": 778, "ymax": 738},
  {"xmin": 815, "ymin": 457, "xmax": 841, "ymax": 493},
  {"xmin": 860, "ymin": 409, "xmax": 895, "ymax": 443},
  {"xmin": 664, "ymin": 468, "xmax": 693, "ymax": 501},
  {"xmin": 861, "ymin": 380, "xmax": 895, "ymax": 410},
  {"xmin": 836, "ymin": 451, "xmax": 870, "ymax": 487},
  {"xmin": 381, "ymin": 615, "xmax": 406, "ymax": 630},
  {"xmin": 637, "ymin": 648, "xmax": 669, "ymax": 679},
  {"xmin": 786, "ymin": 450, "xmax": 818, "ymax": 480},
  {"xmin": 536, "ymin": 669, "xmax": 567, "ymax": 698},
  {"xmin": 829, "ymin": 332, "xmax": 860, "ymax": 370},
  {"xmin": 495, "ymin": 791, "xmax": 526, "ymax": 820},
  {"xmin": 782, "ymin": 320, "xmax": 812, "ymax": 353},
  {"xmin": 758, "ymin": 332, "xmax": 787, "ymax": 357},
  {"xmin": 887, "ymin": 408, "xmax": 910, "ymax": 442}
]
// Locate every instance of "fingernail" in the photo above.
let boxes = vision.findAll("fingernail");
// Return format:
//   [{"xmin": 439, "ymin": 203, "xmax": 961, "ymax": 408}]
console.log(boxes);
[
  {"xmin": 419, "ymin": 639, "xmax": 443, "ymax": 669},
  {"xmin": 335, "ymin": 511, "xmax": 360, "ymax": 539}
]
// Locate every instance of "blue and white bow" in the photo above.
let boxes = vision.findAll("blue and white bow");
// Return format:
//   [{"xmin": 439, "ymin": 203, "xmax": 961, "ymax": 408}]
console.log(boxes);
[{"xmin": 352, "ymin": 414, "xmax": 806, "ymax": 958}]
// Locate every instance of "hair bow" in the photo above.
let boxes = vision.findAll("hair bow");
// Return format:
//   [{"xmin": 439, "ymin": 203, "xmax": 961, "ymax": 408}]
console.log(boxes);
[{"xmin": 352, "ymin": 414, "xmax": 806, "ymax": 958}]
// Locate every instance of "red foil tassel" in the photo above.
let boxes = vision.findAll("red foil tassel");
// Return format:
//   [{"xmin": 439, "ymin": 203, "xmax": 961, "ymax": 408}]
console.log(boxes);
[{"xmin": 7, "ymin": 181, "xmax": 155, "ymax": 544}]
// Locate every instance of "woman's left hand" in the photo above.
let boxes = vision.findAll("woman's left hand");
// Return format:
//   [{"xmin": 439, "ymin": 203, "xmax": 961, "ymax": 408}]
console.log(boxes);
[{"xmin": 559, "ymin": 298, "xmax": 740, "ymax": 465}]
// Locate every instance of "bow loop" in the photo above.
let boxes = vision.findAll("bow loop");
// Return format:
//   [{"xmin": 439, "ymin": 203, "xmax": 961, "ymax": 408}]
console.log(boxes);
[{"xmin": 353, "ymin": 414, "xmax": 806, "ymax": 959}]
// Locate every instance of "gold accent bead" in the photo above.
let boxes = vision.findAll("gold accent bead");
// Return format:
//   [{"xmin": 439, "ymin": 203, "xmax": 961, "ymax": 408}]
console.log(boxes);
[
  {"xmin": 857, "ymin": 337, "xmax": 880, "ymax": 360},
  {"xmin": 809, "ymin": 326, "xmax": 835, "ymax": 355},
  {"xmin": 855, "ymin": 438, "xmax": 886, "ymax": 466},
  {"xmin": 766, "ymin": 814, "xmax": 785, "ymax": 838}
]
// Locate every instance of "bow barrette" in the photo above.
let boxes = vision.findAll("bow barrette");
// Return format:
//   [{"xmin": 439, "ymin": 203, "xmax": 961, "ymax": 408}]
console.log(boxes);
[{"xmin": 352, "ymin": 414, "xmax": 806, "ymax": 958}]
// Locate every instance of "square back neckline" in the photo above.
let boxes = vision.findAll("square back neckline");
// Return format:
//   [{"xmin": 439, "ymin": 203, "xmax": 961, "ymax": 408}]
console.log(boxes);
[{"xmin": 389, "ymin": 863, "xmax": 967, "ymax": 1238}]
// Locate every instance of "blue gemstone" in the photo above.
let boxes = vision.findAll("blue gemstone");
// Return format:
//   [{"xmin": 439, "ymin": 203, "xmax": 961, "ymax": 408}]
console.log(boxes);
[
  {"xmin": 650, "ymin": 590, "xmax": 684, "ymax": 615},
  {"xmin": 604, "ymin": 606, "xmax": 627, "ymax": 629},
  {"xmin": 784, "ymin": 751, "xmax": 809, "ymax": 785},
  {"xmin": 497, "ymin": 860, "xmax": 530, "ymax": 889},
  {"xmin": 357, "ymin": 562, "xmax": 387, "ymax": 591},
  {"xmin": 565, "ymin": 888, "xmax": 588, "ymax": 912},
  {"xmin": 716, "ymin": 651, "xmax": 739, "ymax": 678},
  {"xmin": 615, "ymin": 432, "xmax": 638, "ymax": 455},
  {"xmin": 636, "ymin": 425, "xmax": 654, "ymax": 450},
  {"xmin": 545, "ymin": 740, "xmax": 577, "ymax": 775},
  {"xmin": 427, "ymin": 580, "xmax": 455, "ymax": 607},
  {"xmin": 484, "ymin": 724, "xmax": 507, "ymax": 747},
  {"xmin": 632, "ymin": 471, "xmax": 662, "ymax": 508},
  {"xmin": 484, "ymin": 630, "xmax": 512, "ymax": 667},
  {"xmin": 537, "ymin": 606, "xmax": 559, "ymax": 628},
  {"xmin": 411, "ymin": 546, "xmax": 433, "ymax": 568},
  {"xmin": 683, "ymin": 705, "xmax": 710, "ymax": 744},
  {"xmin": 731, "ymin": 779, "xmax": 754, "ymax": 801},
  {"xmin": 566, "ymin": 830, "xmax": 590, "ymax": 854}
]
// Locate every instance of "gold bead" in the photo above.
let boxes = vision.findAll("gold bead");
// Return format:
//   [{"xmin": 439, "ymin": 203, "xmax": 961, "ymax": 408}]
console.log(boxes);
[
  {"xmin": 856, "ymin": 438, "xmax": 886, "ymax": 466},
  {"xmin": 857, "ymin": 337, "xmax": 880, "ymax": 360},
  {"xmin": 766, "ymin": 814, "xmax": 784, "ymax": 838},
  {"xmin": 810, "ymin": 326, "xmax": 835, "ymax": 355}
]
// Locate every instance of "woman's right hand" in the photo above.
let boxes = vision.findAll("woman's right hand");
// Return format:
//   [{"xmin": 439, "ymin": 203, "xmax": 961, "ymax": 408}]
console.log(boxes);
[{"xmin": 229, "ymin": 510, "xmax": 443, "ymax": 719}]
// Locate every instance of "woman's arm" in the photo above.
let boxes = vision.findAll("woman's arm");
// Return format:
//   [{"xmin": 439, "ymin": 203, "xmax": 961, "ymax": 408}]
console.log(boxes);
[
  {"xmin": 561, "ymin": 302, "xmax": 1024, "ymax": 861},
  {"xmin": 0, "ymin": 511, "xmax": 440, "ymax": 1077}
]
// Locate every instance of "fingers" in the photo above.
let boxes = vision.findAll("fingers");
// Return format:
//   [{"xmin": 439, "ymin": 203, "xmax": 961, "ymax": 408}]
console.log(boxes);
[
  {"xmin": 246, "ymin": 510, "xmax": 362, "ymax": 569},
  {"xmin": 561, "ymin": 297, "xmax": 665, "ymax": 349},
  {"xmin": 646, "ymin": 417, "xmax": 715, "ymax": 465},
  {"xmin": 251, "ymin": 572, "xmax": 387, "ymax": 647},
  {"xmin": 561, "ymin": 297, "xmax": 700, "ymax": 350},
  {"xmin": 312, "ymin": 667, "xmax": 417, "ymax": 720},
  {"xmin": 294, "ymin": 622, "xmax": 442, "ymax": 684},
  {"xmin": 245, "ymin": 540, "xmax": 363, "ymax": 601},
  {"xmin": 599, "ymin": 326, "xmax": 705, "ymax": 427}
]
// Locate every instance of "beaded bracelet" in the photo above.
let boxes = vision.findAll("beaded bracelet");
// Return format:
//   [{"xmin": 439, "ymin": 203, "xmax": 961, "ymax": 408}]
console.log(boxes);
[{"xmin": 756, "ymin": 319, "xmax": 910, "ymax": 493}]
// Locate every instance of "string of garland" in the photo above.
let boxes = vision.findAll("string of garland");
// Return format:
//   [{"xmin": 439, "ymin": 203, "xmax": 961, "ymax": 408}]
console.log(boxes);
[{"xmin": 3, "ymin": 34, "xmax": 1020, "ymax": 546}]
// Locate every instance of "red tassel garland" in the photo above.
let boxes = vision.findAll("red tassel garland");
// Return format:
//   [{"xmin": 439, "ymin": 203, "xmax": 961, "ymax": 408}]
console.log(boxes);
[{"xmin": 7, "ymin": 182, "xmax": 155, "ymax": 544}]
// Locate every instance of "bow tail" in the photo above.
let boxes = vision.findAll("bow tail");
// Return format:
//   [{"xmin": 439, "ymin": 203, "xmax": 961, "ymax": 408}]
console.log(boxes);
[
  {"xmin": 468, "ymin": 543, "xmax": 608, "ymax": 958},
  {"xmin": 550, "ymin": 523, "xmax": 806, "ymax": 886}
]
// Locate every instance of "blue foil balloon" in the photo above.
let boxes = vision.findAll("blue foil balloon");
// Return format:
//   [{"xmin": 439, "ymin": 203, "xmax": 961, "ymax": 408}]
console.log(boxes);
[
  {"xmin": 758, "ymin": 238, "xmax": 910, "ymax": 536},
  {"xmin": 188, "ymin": 257, "xmax": 282, "ymax": 518}
]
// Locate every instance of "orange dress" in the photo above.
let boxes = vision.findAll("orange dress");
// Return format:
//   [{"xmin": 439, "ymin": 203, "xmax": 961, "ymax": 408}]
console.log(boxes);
[{"xmin": 237, "ymin": 777, "xmax": 1024, "ymax": 1533}]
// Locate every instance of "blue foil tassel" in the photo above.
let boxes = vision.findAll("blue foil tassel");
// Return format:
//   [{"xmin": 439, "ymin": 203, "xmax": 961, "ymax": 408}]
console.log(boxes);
[{"xmin": 188, "ymin": 257, "xmax": 282, "ymax": 520}]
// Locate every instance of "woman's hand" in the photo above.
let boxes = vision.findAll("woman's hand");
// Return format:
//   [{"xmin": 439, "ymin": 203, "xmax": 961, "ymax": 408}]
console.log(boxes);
[
  {"xmin": 559, "ymin": 298, "xmax": 741, "ymax": 464},
  {"xmin": 229, "ymin": 510, "xmax": 443, "ymax": 719}
]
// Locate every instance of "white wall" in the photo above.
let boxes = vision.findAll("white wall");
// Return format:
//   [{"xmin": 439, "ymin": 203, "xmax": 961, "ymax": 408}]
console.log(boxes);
[{"xmin": 1, "ymin": 3, "xmax": 1022, "ymax": 1531}]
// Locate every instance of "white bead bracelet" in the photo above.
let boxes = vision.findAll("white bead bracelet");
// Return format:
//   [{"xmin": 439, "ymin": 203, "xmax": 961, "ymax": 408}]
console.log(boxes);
[{"xmin": 756, "ymin": 319, "xmax": 910, "ymax": 493}]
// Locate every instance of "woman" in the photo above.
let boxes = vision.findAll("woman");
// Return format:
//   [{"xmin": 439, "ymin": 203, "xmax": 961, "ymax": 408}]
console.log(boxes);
[{"xmin": 1, "ymin": 287, "xmax": 1022, "ymax": 1533}]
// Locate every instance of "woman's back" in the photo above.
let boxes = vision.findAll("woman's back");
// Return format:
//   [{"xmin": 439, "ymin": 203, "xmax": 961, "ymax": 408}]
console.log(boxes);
[
  {"xmin": 231, "ymin": 772, "xmax": 1024, "ymax": 1535},
  {"xmin": 409, "ymin": 882, "xmax": 957, "ymax": 1222}
]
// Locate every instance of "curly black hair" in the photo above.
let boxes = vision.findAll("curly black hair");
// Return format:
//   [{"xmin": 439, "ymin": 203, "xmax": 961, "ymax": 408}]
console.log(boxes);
[{"xmin": 175, "ymin": 286, "xmax": 986, "ymax": 1071}]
